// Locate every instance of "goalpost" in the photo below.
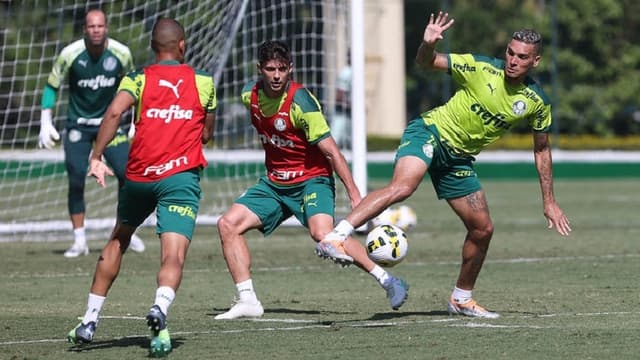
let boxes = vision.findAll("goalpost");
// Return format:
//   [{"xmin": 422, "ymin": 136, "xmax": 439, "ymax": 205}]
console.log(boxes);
[{"xmin": 0, "ymin": 0, "xmax": 365, "ymax": 241}]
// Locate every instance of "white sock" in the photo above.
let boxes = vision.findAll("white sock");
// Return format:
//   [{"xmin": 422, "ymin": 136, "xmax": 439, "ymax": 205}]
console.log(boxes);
[
  {"xmin": 73, "ymin": 227, "xmax": 86, "ymax": 247},
  {"xmin": 369, "ymin": 265, "xmax": 390, "ymax": 286},
  {"xmin": 334, "ymin": 220, "xmax": 354, "ymax": 240},
  {"xmin": 154, "ymin": 286, "xmax": 175, "ymax": 316},
  {"xmin": 236, "ymin": 279, "xmax": 258, "ymax": 303},
  {"xmin": 452, "ymin": 287, "xmax": 472, "ymax": 304},
  {"xmin": 82, "ymin": 293, "xmax": 105, "ymax": 324}
]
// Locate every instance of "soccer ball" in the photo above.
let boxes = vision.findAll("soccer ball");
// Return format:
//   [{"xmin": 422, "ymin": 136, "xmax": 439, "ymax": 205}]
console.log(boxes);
[
  {"xmin": 370, "ymin": 207, "xmax": 399, "ymax": 227},
  {"xmin": 365, "ymin": 224, "xmax": 409, "ymax": 267},
  {"xmin": 395, "ymin": 205, "xmax": 417, "ymax": 231}
]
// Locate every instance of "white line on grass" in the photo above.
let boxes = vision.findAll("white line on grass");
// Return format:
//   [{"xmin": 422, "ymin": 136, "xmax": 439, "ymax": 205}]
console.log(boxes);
[
  {"xmin": 2, "ymin": 311, "xmax": 639, "ymax": 347},
  {"xmin": 4, "ymin": 253, "xmax": 640, "ymax": 280}
]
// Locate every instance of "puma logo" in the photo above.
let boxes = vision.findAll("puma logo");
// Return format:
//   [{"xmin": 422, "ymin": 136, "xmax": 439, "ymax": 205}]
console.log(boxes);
[{"xmin": 159, "ymin": 79, "xmax": 183, "ymax": 99}]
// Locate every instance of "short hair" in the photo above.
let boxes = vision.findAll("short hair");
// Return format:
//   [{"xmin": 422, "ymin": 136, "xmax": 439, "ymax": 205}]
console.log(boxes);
[
  {"xmin": 512, "ymin": 29, "xmax": 542, "ymax": 54},
  {"xmin": 257, "ymin": 40, "xmax": 292, "ymax": 66},
  {"xmin": 85, "ymin": 8, "xmax": 107, "ymax": 26}
]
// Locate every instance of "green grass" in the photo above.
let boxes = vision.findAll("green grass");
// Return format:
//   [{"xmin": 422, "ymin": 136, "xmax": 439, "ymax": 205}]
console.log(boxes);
[{"xmin": 2, "ymin": 179, "xmax": 640, "ymax": 359}]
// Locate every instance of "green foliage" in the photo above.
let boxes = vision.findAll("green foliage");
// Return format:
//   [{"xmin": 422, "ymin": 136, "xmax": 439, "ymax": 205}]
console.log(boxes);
[{"xmin": 405, "ymin": 0, "xmax": 640, "ymax": 136}]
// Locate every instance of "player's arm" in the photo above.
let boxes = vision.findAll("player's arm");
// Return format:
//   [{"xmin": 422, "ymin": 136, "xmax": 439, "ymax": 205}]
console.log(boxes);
[
  {"xmin": 533, "ymin": 131, "xmax": 571, "ymax": 236},
  {"xmin": 202, "ymin": 112, "xmax": 215, "ymax": 144},
  {"xmin": 38, "ymin": 50, "xmax": 70, "ymax": 149},
  {"xmin": 415, "ymin": 11, "xmax": 454, "ymax": 72},
  {"xmin": 317, "ymin": 136, "xmax": 362, "ymax": 210},
  {"xmin": 38, "ymin": 84, "xmax": 61, "ymax": 149},
  {"xmin": 89, "ymin": 91, "xmax": 135, "ymax": 187}
]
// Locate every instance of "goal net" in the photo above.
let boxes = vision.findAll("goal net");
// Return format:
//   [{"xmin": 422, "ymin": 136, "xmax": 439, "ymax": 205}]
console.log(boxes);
[{"xmin": 0, "ymin": 0, "xmax": 357, "ymax": 241}]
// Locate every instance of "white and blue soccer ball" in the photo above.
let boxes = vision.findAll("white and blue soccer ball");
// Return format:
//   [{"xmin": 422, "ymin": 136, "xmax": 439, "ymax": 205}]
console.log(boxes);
[{"xmin": 365, "ymin": 224, "xmax": 409, "ymax": 267}]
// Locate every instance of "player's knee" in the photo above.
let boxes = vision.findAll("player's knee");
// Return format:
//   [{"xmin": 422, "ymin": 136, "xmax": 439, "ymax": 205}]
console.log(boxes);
[
  {"xmin": 217, "ymin": 215, "xmax": 238, "ymax": 239},
  {"xmin": 472, "ymin": 221, "xmax": 494, "ymax": 242}
]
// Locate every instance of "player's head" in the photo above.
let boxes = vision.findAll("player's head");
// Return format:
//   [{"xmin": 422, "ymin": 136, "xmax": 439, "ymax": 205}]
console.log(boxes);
[
  {"xmin": 151, "ymin": 18, "xmax": 186, "ymax": 63},
  {"xmin": 504, "ymin": 29, "xmax": 542, "ymax": 83},
  {"xmin": 84, "ymin": 9, "xmax": 108, "ymax": 48},
  {"xmin": 257, "ymin": 40, "xmax": 293, "ymax": 97}
]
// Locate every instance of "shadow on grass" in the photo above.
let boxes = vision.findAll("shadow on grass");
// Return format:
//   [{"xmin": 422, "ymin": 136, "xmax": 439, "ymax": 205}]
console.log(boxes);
[
  {"xmin": 68, "ymin": 335, "xmax": 184, "ymax": 353},
  {"xmin": 209, "ymin": 307, "xmax": 358, "ymax": 318},
  {"xmin": 368, "ymin": 310, "xmax": 450, "ymax": 320}
]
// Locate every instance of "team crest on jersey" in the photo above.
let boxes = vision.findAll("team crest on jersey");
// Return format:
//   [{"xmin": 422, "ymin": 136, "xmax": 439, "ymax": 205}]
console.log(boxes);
[
  {"xmin": 274, "ymin": 118, "xmax": 287, "ymax": 131},
  {"xmin": 512, "ymin": 100, "xmax": 526, "ymax": 115},
  {"xmin": 422, "ymin": 143, "xmax": 434, "ymax": 159},
  {"xmin": 103, "ymin": 56, "xmax": 117, "ymax": 71}
]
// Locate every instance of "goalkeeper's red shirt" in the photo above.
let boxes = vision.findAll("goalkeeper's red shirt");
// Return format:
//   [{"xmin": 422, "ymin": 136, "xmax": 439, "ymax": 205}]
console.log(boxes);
[
  {"xmin": 249, "ymin": 80, "xmax": 332, "ymax": 185},
  {"xmin": 120, "ymin": 62, "xmax": 212, "ymax": 182}
]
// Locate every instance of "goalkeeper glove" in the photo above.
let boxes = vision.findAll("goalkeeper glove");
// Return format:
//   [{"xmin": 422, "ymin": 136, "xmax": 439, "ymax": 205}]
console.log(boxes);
[{"xmin": 38, "ymin": 109, "xmax": 60, "ymax": 149}]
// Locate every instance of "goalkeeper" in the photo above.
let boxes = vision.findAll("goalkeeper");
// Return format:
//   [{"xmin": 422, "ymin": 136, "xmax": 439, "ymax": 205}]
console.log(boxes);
[
  {"xmin": 38, "ymin": 8, "xmax": 145, "ymax": 257},
  {"xmin": 323, "ymin": 11, "xmax": 572, "ymax": 319},
  {"xmin": 214, "ymin": 40, "xmax": 408, "ymax": 320}
]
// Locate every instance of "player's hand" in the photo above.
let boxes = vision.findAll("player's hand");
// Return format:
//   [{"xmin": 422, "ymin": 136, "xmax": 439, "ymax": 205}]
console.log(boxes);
[
  {"xmin": 544, "ymin": 202, "xmax": 572, "ymax": 236},
  {"xmin": 37, "ymin": 109, "xmax": 60, "ymax": 149},
  {"xmin": 88, "ymin": 158, "xmax": 114, "ymax": 188},
  {"xmin": 423, "ymin": 11, "xmax": 454, "ymax": 46}
]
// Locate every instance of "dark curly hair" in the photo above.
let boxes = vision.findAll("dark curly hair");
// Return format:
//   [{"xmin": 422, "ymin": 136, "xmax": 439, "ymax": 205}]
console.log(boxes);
[{"xmin": 257, "ymin": 40, "xmax": 292, "ymax": 66}]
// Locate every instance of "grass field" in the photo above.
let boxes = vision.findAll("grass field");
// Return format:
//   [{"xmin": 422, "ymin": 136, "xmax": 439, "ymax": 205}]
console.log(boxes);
[{"xmin": 2, "ymin": 179, "xmax": 640, "ymax": 359}]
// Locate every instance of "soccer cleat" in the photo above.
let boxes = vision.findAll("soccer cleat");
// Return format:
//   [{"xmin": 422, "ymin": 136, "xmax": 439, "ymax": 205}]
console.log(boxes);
[
  {"xmin": 314, "ymin": 239, "xmax": 353, "ymax": 267},
  {"xmin": 67, "ymin": 321, "xmax": 97, "ymax": 344},
  {"xmin": 447, "ymin": 297, "xmax": 500, "ymax": 319},
  {"xmin": 382, "ymin": 276, "xmax": 409, "ymax": 310},
  {"xmin": 215, "ymin": 299, "xmax": 264, "ymax": 320},
  {"xmin": 129, "ymin": 234, "xmax": 146, "ymax": 253},
  {"xmin": 63, "ymin": 243, "xmax": 89, "ymax": 258},
  {"xmin": 146, "ymin": 305, "xmax": 171, "ymax": 357}
]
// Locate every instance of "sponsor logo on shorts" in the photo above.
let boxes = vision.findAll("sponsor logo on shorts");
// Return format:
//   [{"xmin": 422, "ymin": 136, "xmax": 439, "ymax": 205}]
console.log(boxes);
[{"xmin": 168, "ymin": 204, "xmax": 196, "ymax": 219}]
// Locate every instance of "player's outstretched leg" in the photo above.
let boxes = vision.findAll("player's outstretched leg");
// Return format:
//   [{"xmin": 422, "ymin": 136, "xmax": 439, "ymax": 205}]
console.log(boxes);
[
  {"xmin": 146, "ymin": 305, "xmax": 172, "ymax": 357},
  {"xmin": 67, "ymin": 321, "xmax": 97, "ymax": 344}
]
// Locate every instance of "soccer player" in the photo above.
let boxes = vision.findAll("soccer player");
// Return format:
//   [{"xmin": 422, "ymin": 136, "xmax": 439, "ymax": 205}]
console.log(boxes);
[
  {"xmin": 323, "ymin": 11, "xmax": 572, "ymax": 319},
  {"xmin": 214, "ymin": 40, "xmax": 408, "ymax": 320},
  {"xmin": 37, "ymin": 8, "xmax": 146, "ymax": 257},
  {"xmin": 66, "ymin": 18, "xmax": 216, "ymax": 357}
]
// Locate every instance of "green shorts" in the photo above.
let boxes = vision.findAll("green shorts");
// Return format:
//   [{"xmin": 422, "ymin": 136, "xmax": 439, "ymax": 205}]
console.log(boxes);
[
  {"xmin": 395, "ymin": 118, "xmax": 481, "ymax": 200},
  {"xmin": 117, "ymin": 169, "xmax": 202, "ymax": 240},
  {"xmin": 236, "ymin": 176, "xmax": 335, "ymax": 236}
]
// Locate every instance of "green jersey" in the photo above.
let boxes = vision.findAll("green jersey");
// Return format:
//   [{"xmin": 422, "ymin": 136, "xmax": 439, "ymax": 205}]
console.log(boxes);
[
  {"xmin": 47, "ymin": 38, "xmax": 134, "ymax": 126},
  {"xmin": 240, "ymin": 80, "xmax": 331, "ymax": 144},
  {"xmin": 420, "ymin": 53, "xmax": 552, "ymax": 155}
]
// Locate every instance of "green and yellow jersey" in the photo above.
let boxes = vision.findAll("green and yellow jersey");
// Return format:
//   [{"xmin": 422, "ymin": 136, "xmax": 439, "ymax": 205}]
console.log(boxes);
[
  {"xmin": 45, "ymin": 38, "xmax": 134, "ymax": 126},
  {"xmin": 240, "ymin": 80, "xmax": 330, "ymax": 144},
  {"xmin": 420, "ymin": 53, "xmax": 552, "ymax": 155}
]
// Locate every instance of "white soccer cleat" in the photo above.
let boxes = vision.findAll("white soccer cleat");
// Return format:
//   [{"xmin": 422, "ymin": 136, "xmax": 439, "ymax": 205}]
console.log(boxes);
[
  {"xmin": 63, "ymin": 243, "xmax": 89, "ymax": 258},
  {"xmin": 447, "ymin": 297, "xmax": 500, "ymax": 319},
  {"xmin": 129, "ymin": 234, "xmax": 145, "ymax": 253},
  {"xmin": 215, "ymin": 300, "xmax": 264, "ymax": 320},
  {"xmin": 314, "ymin": 239, "xmax": 353, "ymax": 266}
]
